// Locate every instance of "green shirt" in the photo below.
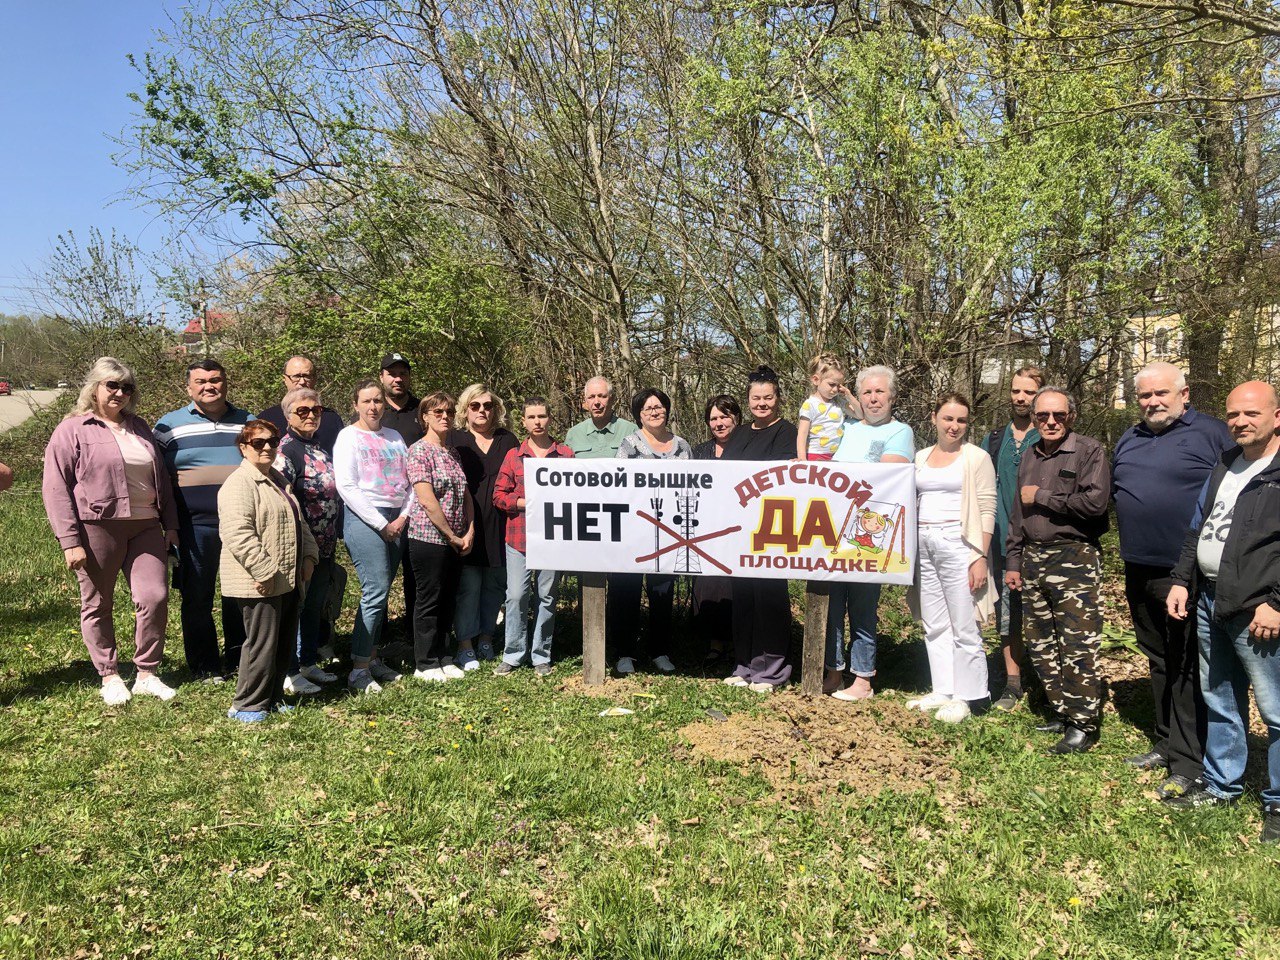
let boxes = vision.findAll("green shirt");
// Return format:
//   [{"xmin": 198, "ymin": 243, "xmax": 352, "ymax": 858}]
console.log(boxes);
[
  {"xmin": 565, "ymin": 415, "xmax": 638, "ymax": 459},
  {"xmin": 995, "ymin": 422, "xmax": 1039, "ymax": 555}
]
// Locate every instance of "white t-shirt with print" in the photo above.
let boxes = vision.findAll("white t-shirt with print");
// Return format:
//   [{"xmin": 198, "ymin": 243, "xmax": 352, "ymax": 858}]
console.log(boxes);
[
  {"xmin": 799, "ymin": 395, "xmax": 849, "ymax": 455},
  {"xmin": 1196, "ymin": 453, "xmax": 1275, "ymax": 578}
]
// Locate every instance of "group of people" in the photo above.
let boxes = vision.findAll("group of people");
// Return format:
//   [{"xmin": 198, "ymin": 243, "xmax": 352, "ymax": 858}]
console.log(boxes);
[{"xmin": 38, "ymin": 351, "xmax": 1280, "ymax": 842}]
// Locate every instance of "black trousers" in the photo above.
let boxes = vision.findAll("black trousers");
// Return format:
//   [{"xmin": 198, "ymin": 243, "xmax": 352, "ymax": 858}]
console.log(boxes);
[
  {"xmin": 730, "ymin": 578, "xmax": 792, "ymax": 686},
  {"xmin": 399, "ymin": 529, "xmax": 417, "ymax": 630},
  {"xmin": 408, "ymin": 539, "xmax": 461, "ymax": 670},
  {"xmin": 231, "ymin": 591, "xmax": 299, "ymax": 713},
  {"xmin": 1125, "ymin": 562, "xmax": 1206, "ymax": 779},
  {"xmin": 607, "ymin": 573, "xmax": 674, "ymax": 661}
]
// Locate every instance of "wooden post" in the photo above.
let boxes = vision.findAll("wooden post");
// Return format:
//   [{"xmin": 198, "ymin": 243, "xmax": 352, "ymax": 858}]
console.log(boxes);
[
  {"xmin": 801, "ymin": 580, "xmax": 830, "ymax": 697},
  {"xmin": 582, "ymin": 571, "xmax": 607, "ymax": 686}
]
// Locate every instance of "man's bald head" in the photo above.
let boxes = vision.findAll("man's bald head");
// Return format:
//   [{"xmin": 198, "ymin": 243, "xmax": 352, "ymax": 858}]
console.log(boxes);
[
  {"xmin": 1225, "ymin": 380, "xmax": 1280, "ymax": 457},
  {"xmin": 283, "ymin": 356, "xmax": 317, "ymax": 392}
]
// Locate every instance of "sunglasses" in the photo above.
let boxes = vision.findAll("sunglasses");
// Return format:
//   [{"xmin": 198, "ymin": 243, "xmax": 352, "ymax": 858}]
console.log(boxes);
[
  {"xmin": 104, "ymin": 380, "xmax": 135, "ymax": 395},
  {"xmin": 468, "ymin": 401, "xmax": 494, "ymax": 412},
  {"xmin": 428, "ymin": 407, "xmax": 454, "ymax": 417},
  {"xmin": 245, "ymin": 437, "xmax": 280, "ymax": 451},
  {"xmin": 747, "ymin": 372, "xmax": 777, "ymax": 385},
  {"xmin": 1034, "ymin": 411, "xmax": 1069, "ymax": 424},
  {"xmin": 291, "ymin": 405, "xmax": 323, "ymax": 419}
]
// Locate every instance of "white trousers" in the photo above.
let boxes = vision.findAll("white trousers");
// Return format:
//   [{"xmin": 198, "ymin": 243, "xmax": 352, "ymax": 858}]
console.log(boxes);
[{"xmin": 918, "ymin": 523, "xmax": 989, "ymax": 701}]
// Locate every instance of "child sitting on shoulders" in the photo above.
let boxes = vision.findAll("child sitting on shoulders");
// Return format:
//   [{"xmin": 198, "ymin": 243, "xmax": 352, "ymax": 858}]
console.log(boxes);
[{"xmin": 796, "ymin": 353, "xmax": 860, "ymax": 461}]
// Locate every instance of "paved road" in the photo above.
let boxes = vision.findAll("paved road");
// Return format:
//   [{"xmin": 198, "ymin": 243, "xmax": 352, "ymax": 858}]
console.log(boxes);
[{"xmin": 0, "ymin": 390, "xmax": 64, "ymax": 431}]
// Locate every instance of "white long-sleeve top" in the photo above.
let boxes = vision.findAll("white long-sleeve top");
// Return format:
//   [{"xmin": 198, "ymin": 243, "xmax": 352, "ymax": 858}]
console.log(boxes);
[{"xmin": 332, "ymin": 425, "xmax": 414, "ymax": 530}]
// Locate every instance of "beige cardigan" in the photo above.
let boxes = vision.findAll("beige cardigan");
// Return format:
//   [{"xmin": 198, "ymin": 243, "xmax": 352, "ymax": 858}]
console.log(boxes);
[
  {"xmin": 907, "ymin": 442, "xmax": 997, "ymax": 626},
  {"xmin": 217, "ymin": 460, "xmax": 320, "ymax": 599}
]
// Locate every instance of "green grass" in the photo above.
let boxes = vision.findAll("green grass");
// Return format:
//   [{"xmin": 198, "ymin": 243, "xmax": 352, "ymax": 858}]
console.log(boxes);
[{"xmin": 1, "ymin": 477, "xmax": 1277, "ymax": 960}]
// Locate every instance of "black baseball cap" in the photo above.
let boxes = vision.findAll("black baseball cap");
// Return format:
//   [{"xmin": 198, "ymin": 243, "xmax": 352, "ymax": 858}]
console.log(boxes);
[{"xmin": 380, "ymin": 352, "xmax": 411, "ymax": 371}]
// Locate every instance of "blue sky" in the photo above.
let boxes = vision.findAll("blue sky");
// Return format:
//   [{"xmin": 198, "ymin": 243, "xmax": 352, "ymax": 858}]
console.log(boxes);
[{"xmin": 0, "ymin": 2, "xmax": 179, "ymax": 314}]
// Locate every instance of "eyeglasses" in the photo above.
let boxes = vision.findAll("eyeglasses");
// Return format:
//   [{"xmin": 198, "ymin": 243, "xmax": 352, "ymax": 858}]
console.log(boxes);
[
  {"xmin": 284, "ymin": 372, "xmax": 315, "ymax": 383},
  {"xmin": 1034, "ymin": 411, "xmax": 1069, "ymax": 424},
  {"xmin": 104, "ymin": 380, "xmax": 135, "ymax": 395},
  {"xmin": 245, "ymin": 437, "xmax": 280, "ymax": 451},
  {"xmin": 291, "ymin": 405, "xmax": 323, "ymax": 419},
  {"xmin": 468, "ymin": 401, "xmax": 494, "ymax": 412},
  {"xmin": 641, "ymin": 405, "xmax": 666, "ymax": 415},
  {"xmin": 428, "ymin": 408, "xmax": 454, "ymax": 417}
]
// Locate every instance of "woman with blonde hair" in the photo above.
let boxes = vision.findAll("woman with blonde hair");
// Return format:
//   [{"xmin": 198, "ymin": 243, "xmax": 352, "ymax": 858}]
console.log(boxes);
[
  {"xmin": 42, "ymin": 357, "xmax": 180, "ymax": 704},
  {"xmin": 449, "ymin": 383, "xmax": 517, "ymax": 667}
]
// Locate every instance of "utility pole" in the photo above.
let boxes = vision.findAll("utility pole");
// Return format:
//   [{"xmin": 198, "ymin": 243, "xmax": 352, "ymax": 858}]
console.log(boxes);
[{"xmin": 193, "ymin": 278, "xmax": 210, "ymax": 358}]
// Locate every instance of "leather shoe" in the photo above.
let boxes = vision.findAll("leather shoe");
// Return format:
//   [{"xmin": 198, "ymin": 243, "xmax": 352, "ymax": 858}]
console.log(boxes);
[
  {"xmin": 1047, "ymin": 727, "xmax": 1098, "ymax": 755},
  {"xmin": 1125, "ymin": 750, "xmax": 1168, "ymax": 771},
  {"xmin": 1262, "ymin": 807, "xmax": 1280, "ymax": 844},
  {"xmin": 1035, "ymin": 719, "xmax": 1065, "ymax": 734}
]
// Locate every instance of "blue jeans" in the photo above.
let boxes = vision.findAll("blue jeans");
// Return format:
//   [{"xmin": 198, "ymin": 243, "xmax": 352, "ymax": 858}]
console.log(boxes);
[
  {"xmin": 826, "ymin": 582, "xmax": 882, "ymax": 676},
  {"xmin": 1197, "ymin": 582, "xmax": 1280, "ymax": 807},
  {"xmin": 178, "ymin": 521, "xmax": 246, "ymax": 676},
  {"xmin": 503, "ymin": 546, "xmax": 559, "ymax": 666},
  {"xmin": 456, "ymin": 566, "xmax": 506, "ymax": 643},
  {"xmin": 292, "ymin": 555, "xmax": 335, "ymax": 670},
  {"xmin": 344, "ymin": 507, "xmax": 403, "ymax": 661}
]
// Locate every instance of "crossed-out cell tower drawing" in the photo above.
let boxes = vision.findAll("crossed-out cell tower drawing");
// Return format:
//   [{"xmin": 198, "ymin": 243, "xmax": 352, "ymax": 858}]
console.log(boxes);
[{"xmin": 635, "ymin": 490, "xmax": 740, "ymax": 576}]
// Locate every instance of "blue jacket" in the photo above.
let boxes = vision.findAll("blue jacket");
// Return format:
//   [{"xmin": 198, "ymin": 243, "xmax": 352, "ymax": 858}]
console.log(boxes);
[{"xmin": 1111, "ymin": 407, "xmax": 1232, "ymax": 566}]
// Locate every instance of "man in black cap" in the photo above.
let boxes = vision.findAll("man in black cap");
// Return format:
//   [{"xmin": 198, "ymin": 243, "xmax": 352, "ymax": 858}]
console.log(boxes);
[
  {"xmin": 378, "ymin": 352, "xmax": 421, "ymax": 641},
  {"xmin": 379, "ymin": 353, "xmax": 423, "ymax": 447}
]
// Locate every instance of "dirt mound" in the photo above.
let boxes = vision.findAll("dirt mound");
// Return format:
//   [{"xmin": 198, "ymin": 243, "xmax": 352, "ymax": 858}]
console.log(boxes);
[{"xmin": 679, "ymin": 692, "xmax": 957, "ymax": 804}]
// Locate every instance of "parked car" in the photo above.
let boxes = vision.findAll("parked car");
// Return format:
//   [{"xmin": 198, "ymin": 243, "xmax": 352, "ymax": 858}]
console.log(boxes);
[
  {"xmin": 56, "ymin": 380, "xmax": 70, "ymax": 389},
  {"xmin": 0, "ymin": 378, "xmax": 11, "ymax": 396}
]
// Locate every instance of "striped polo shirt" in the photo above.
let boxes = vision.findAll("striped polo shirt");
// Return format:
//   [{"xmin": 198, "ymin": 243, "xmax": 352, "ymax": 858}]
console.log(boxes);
[{"xmin": 153, "ymin": 402, "xmax": 256, "ymax": 526}]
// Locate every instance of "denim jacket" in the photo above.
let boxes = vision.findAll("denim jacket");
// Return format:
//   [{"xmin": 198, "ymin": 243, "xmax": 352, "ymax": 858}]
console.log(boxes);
[{"xmin": 42, "ymin": 413, "xmax": 179, "ymax": 549}]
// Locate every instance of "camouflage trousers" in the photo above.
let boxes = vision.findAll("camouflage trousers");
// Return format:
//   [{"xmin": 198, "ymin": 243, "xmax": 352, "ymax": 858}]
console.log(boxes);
[{"xmin": 1021, "ymin": 540, "xmax": 1104, "ymax": 734}]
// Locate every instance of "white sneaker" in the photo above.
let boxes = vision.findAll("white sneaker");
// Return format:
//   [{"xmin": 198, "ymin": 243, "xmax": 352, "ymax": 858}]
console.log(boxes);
[
  {"xmin": 441, "ymin": 663, "xmax": 466, "ymax": 679},
  {"xmin": 616, "ymin": 657, "xmax": 637, "ymax": 675},
  {"xmin": 906, "ymin": 692, "xmax": 951, "ymax": 713},
  {"xmin": 316, "ymin": 644, "xmax": 336, "ymax": 663},
  {"xmin": 368, "ymin": 659, "xmax": 401, "ymax": 684},
  {"xmin": 748, "ymin": 681, "xmax": 776, "ymax": 694},
  {"xmin": 283, "ymin": 672, "xmax": 322, "ymax": 695},
  {"xmin": 935, "ymin": 700, "xmax": 972, "ymax": 724},
  {"xmin": 652, "ymin": 655, "xmax": 676, "ymax": 674},
  {"xmin": 413, "ymin": 667, "xmax": 448, "ymax": 682},
  {"xmin": 101, "ymin": 675, "xmax": 132, "ymax": 706},
  {"xmin": 722, "ymin": 675, "xmax": 749, "ymax": 687},
  {"xmin": 348, "ymin": 668, "xmax": 383, "ymax": 695},
  {"xmin": 132, "ymin": 674, "xmax": 176, "ymax": 701},
  {"xmin": 299, "ymin": 664, "xmax": 338, "ymax": 684}
]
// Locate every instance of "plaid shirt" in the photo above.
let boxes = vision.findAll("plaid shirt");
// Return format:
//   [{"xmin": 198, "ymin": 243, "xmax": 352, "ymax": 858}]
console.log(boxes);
[{"xmin": 494, "ymin": 439, "xmax": 574, "ymax": 554}]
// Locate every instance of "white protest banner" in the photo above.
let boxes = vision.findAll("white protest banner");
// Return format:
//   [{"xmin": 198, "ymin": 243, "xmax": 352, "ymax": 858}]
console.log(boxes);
[{"xmin": 525, "ymin": 459, "xmax": 916, "ymax": 584}]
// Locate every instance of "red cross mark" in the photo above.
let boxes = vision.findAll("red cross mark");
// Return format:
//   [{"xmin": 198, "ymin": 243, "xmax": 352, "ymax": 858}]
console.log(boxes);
[{"xmin": 634, "ymin": 510, "xmax": 740, "ymax": 575}]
